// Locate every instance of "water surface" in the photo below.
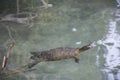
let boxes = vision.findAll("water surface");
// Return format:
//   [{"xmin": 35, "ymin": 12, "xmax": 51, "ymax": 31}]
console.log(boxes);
[{"xmin": 0, "ymin": 0, "xmax": 119, "ymax": 80}]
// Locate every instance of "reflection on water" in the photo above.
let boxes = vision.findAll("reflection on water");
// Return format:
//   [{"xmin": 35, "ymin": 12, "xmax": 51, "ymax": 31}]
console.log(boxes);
[
  {"xmin": 97, "ymin": 8, "xmax": 120, "ymax": 80},
  {"xmin": 116, "ymin": 0, "xmax": 120, "ymax": 7}
]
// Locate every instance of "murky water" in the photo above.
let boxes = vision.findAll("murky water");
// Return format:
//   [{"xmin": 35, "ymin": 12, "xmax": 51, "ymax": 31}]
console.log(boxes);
[{"xmin": 0, "ymin": 0, "xmax": 120, "ymax": 80}]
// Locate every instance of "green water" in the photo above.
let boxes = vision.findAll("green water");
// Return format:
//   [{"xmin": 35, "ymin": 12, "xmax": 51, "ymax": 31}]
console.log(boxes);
[{"xmin": 0, "ymin": 0, "xmax": 119, "ymax": 80}]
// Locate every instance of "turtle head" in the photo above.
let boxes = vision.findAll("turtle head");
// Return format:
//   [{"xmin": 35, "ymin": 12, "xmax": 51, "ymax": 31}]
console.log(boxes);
[{"xmin": 79, "ymin": 43, "xmax": 94, "ymax": 52}]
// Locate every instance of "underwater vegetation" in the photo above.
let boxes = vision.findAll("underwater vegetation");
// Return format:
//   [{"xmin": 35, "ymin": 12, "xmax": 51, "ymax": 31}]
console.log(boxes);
[{"xmin": 0, "ymin": 43, "xmax": 36, "ymax": 80}]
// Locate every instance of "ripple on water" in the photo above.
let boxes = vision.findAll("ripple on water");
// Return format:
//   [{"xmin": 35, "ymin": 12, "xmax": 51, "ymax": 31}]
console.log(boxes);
[{"xmin": 97, "ymin": 9, "xmax": 120, "ymax": 80}]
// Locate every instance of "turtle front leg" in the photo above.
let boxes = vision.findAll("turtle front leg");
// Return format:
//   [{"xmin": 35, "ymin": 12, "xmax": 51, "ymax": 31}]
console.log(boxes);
[{"xmin": 73, "ymin": 56, "xmax": 80, "ymax": 63}]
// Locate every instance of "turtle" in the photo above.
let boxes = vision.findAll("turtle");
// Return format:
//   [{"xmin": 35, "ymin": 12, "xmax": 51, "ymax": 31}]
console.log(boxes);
[{"xmin": 28, "ymin": 43, "xmax": 93, "ymax": 68}]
